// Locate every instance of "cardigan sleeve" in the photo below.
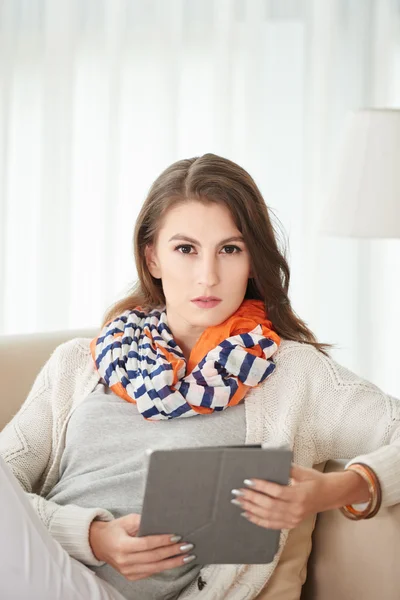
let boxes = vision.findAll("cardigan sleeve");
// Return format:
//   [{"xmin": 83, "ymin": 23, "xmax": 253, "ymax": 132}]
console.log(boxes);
[
  {"xmin": 0, "ymin": 344, "xmax": 114, "ymax": 566},
  {"xmin": 296, "ymin": 345, "xmax": 400, "ymax": 508}
]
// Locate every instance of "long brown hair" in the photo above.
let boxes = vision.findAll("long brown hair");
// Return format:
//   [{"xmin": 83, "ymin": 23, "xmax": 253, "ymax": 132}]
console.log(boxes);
[{"xmin": 103, "ymin": 153, "xmax": 331, "ymax": 355}]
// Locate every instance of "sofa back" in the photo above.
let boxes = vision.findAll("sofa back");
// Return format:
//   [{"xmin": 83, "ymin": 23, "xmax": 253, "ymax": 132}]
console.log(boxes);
[{"xmin": 0, "ymin": 330, "xmax": 94, "ymax": 430}]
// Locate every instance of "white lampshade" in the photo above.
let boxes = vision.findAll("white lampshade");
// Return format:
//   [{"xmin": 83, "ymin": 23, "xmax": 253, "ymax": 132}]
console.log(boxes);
[{"xmin": 320, "ymin": 108, "xmax": 400, "ymax": 238}]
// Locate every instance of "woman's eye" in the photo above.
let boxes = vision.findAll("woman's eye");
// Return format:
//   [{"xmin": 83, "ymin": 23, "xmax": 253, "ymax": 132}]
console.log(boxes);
[
  {"xmin": 221, "ymin": 245, "xmax": 241, "ymax": 254},
  {"xmin": 176, "ymin": 244, "xmax": 194, "ymax": 254},
  {"xmin": 175, "ymin": 244, "xmax": 242, "ymax": 255}
]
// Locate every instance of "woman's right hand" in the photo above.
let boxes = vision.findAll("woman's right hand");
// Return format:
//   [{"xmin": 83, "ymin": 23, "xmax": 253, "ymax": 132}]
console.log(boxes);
[{"xmin": 89, "ymin": 513, "xmax": 196, "ymax": 581}]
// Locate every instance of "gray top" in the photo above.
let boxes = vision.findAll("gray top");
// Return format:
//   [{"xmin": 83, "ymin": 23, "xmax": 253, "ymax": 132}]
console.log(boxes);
[{"xmin": 47, "ymin": 382, "xmax": 246, "ymax": 600}]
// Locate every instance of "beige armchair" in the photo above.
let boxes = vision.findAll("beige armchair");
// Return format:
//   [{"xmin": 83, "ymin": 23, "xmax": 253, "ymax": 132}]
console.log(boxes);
[{"xmin": 1, "ymin": 331, "xmax": 400, "ymax": 599}]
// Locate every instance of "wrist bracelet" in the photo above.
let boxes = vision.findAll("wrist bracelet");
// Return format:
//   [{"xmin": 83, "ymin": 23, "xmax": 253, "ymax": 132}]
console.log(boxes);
[{"xmin": 339, "ymin": 463, "xmax": 382, "ymax": 520}]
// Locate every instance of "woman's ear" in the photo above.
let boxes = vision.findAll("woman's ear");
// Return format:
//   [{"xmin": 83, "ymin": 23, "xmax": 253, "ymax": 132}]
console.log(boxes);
[{"xmin": 145, "ymin": 245, "xmax": 162, "ymax": 279}]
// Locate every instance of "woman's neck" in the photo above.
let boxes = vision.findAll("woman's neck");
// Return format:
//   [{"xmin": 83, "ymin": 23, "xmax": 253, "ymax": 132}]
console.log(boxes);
[
  {"xmin": 176, "ymin": 340, "xmax": 193, "ymax": 363},
  {"xmin": 166, "ymin": 310, "xmax": 205, "ymax": 362}
]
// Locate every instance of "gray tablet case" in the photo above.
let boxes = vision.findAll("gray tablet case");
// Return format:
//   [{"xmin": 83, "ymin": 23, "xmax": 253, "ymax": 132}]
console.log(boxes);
[{"xmin": 137, "ymin": 445, "xmax": 292, "ymax": 564}]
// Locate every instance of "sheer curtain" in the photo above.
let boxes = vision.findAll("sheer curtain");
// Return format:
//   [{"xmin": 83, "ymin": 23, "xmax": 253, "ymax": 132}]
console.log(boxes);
[{"xmin": 1, "ymin": 0, "xmax": 400, "ymax": 395}]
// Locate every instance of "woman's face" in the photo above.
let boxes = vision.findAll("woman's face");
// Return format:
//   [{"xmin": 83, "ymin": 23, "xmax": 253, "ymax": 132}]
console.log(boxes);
[{"xmin": 146, "ymin": 200, "xmax": 252, "ymax": 346}]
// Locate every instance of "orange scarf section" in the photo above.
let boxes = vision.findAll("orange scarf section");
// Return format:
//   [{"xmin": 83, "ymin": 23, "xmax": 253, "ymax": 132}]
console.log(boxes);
[
  {"xmin": 184, "ymin": 299, "xmax": 280, "ymax": 412},
  {"xmin": 187, "ymin": 299, "xmax": 279, "ymax": 373}
]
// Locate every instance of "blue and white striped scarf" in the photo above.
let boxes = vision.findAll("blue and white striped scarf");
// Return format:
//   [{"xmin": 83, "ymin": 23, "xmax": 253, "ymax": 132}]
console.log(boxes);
[{"xmin": 90, "ymin": 300, "xmax": 280, "ymax": 420}]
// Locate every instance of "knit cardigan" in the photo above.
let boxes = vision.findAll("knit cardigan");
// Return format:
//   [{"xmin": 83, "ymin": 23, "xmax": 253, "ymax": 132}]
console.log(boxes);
[{"xmin": 1, "ymin": 337, "xmax": 400, "ymax": 600}]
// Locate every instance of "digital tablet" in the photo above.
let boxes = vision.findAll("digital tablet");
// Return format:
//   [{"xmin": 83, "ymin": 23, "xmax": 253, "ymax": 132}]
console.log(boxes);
[{"xmin": 137, "ymin": 444, "xmax": 292, "ymax": 564}]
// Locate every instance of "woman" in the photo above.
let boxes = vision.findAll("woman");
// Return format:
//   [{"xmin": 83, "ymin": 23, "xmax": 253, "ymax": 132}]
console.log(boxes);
[{"xmin": 0, "ymin": 153, "xmax": 399, "ymax": 600}]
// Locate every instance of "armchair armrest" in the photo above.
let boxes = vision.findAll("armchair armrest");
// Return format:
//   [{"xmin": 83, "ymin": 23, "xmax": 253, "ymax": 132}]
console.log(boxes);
[{"xmin": 302, "ymin": 459, "xmax": 400, "ymax": 600}]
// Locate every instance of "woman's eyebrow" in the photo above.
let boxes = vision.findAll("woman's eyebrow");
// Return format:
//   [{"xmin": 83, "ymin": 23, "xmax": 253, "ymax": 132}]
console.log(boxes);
[{"xmin": 168, "ymin": 234, "xmax": 245, "ymax": 245}]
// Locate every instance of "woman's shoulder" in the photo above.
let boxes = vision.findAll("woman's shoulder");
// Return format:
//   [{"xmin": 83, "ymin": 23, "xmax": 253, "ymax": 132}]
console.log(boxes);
[
  {"xmin": 46, "ymin": 337, "xmax": 97, "ymax": 391},
  {"xmin": 51, "ymin": 336, "xmax": 92, "ymax": 361},
  {"xmin": 275, "ymin": 339, "xmax": 381, "ymax": 392},
  {"xmin": 275, "ymin": 339, "xmax": 325, "ymax": 362},
  {"xmin": 271, "ymin": 339, "xmax": 326, "ymax": 383},
  {"xmin": 276, "ymin": 338, "xmax": 335, "ymax": 369}
]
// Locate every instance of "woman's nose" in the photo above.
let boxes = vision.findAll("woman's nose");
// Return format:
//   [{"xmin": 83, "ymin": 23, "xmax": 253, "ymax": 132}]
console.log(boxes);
[{"xmin": 197, "ymin": 257, "xmax": 220, "ymax": 287}]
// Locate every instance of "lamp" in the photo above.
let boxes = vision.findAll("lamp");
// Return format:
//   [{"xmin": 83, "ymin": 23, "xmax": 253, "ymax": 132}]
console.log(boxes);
[
  {"xmin": 320, "ymin": 108, "xmax": 400, "ymax": 238},
  {"xmin": 319, "ymin": 108, "xmax": 400, "ymax": 395}
]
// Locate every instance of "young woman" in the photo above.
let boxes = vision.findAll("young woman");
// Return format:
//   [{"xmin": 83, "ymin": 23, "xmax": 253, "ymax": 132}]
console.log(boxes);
[{"xmin": 1, "ymin": 153, "xmax": 399, "ymax": 600}]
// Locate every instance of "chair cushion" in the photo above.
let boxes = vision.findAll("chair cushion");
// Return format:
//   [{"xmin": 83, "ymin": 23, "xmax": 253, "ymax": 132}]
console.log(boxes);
[{"xmin": 255, "ymin": 464, "xmax": 325, "ymax": 600}]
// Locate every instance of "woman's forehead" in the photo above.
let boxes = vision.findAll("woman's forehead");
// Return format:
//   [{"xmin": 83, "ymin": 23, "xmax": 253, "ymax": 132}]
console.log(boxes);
[{"xmin": 160, "ymin": 200, "xmax": 238, "ymax": 232}]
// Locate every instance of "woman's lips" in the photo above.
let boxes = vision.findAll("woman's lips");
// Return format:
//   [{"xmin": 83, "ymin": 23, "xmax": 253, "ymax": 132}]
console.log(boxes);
[{"xmin": 191, "ymin": 299, "xmax": 222, "ymax": 309}]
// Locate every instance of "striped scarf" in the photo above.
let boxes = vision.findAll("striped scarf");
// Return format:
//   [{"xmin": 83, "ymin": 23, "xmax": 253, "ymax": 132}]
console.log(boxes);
[{"xmin": 90, "ymin": 299, "xmax": 281, "ymax": 420}]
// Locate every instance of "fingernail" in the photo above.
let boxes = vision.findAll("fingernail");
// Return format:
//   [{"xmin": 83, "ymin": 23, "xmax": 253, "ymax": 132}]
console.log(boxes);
[
  {"xmin": 244, "ymin": 479, "xmax": 256, "ymax": 487},
  {"xmin": 180, "ymin": 543, "xmax": 194, "ymax": 553},
  {"xmin": 240, "ymin": 512, "xmax": 249, "ymax": 519},
  {"xmin": 183, "ymin": 554, "xmax": 196, "ymax": 564},
  {"xmin": 231, "ymin": 498, "xmax": 242, "ymax": 507},
  {"xmin": 231, "ymin": 489, "xmax": 245, "ymax": 497},
  {"xmin": 170, "ymin": 535, "xmax": 182, "ymax": 543}
]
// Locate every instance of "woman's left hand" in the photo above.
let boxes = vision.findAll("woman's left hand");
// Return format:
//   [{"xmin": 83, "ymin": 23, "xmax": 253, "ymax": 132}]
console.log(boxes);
[{"xmin": 231, "ymin": 464, "xmax": 357, "ymax": 530}]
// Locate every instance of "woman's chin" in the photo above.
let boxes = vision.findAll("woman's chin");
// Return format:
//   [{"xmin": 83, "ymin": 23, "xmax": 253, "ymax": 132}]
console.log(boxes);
[{"xmin": 188, "ymin": 305, "xmax": 231, "ymax": 327}]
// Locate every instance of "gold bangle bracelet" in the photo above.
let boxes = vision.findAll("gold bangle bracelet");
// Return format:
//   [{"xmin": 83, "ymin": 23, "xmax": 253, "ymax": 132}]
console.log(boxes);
[{"xmin": 339, "ymin": 463, "xmax": 381, "ymax": 520}]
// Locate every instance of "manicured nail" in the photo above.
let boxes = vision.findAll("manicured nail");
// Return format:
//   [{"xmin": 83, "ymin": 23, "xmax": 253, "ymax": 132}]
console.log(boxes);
[
  {"xmin": 180, "ymin": 543, "xmax": 194, "ymax": 553},
  {"xmin": 240, "ymin": 512, "xmax": 250, "ymax": 519},
  {"xmin": 231, "ymin": 488, "xmax": 245, "ymax": 497},
  {"xmin": 244, "ymin": 479, "xmax": 256, "ymax": 487},
  {"xmin": 183, "ymin": 554, "xmax": 196, "ymax": 564},
  {"xmin": 231, "ymin": 498, "xmax": 242, "ymax": 507},
  {"xmin": 170, "ymin": 535, "xmax": 182, "ymax": 543}
]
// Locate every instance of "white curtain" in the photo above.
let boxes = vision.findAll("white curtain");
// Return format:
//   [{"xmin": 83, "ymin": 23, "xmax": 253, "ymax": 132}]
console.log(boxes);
[{"xmin": 1, "ymin": 0, "xmax": 400, "ymax": 395}]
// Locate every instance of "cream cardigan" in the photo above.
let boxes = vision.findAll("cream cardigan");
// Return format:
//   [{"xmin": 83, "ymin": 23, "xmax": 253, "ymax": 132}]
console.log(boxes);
[{"xmin": 1, "ymin": 337, "xmax": 400, "ymax": 600}]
